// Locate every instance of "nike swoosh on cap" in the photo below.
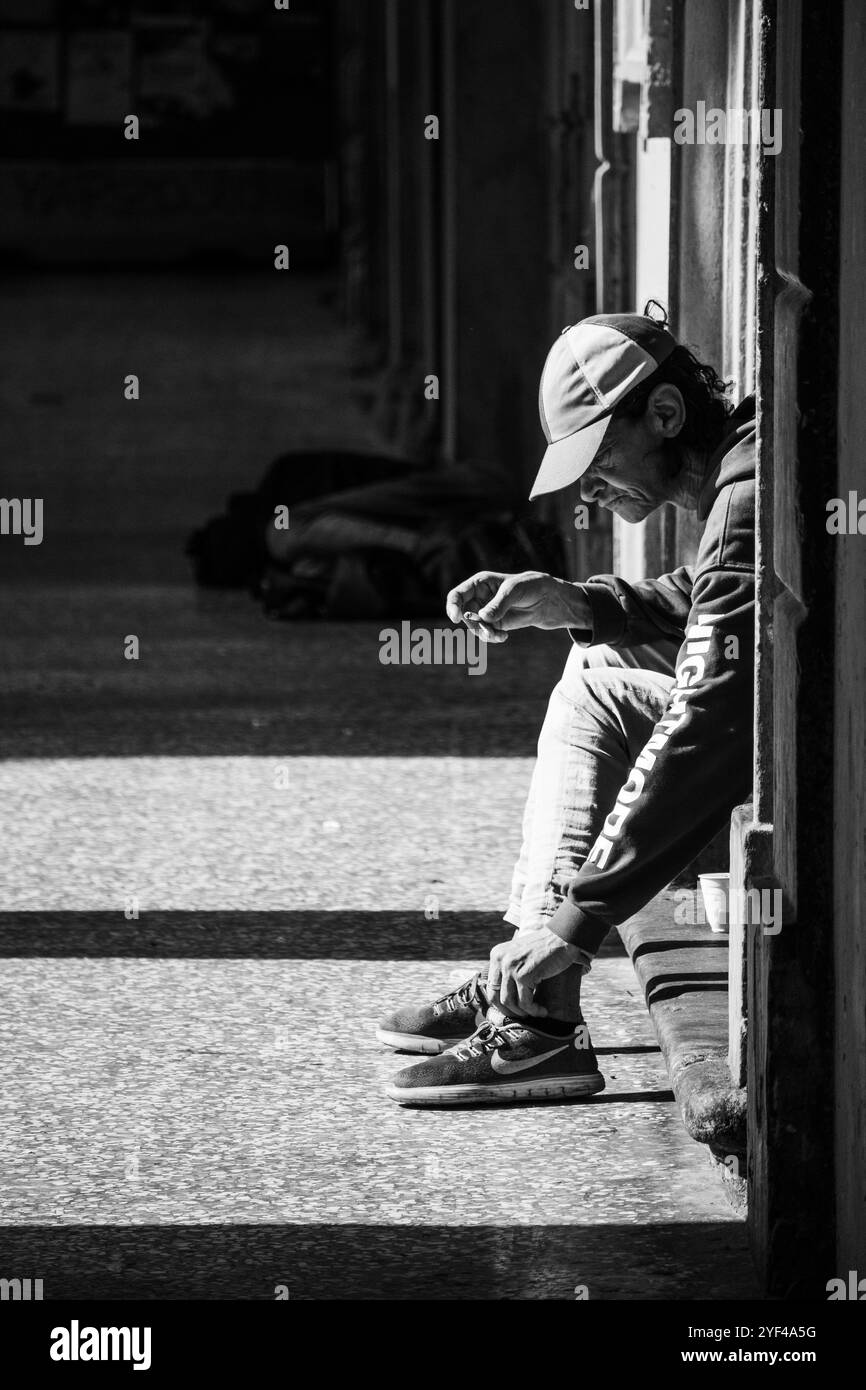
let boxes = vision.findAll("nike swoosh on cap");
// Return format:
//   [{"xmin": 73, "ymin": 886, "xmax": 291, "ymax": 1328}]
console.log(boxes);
[{"xmin": 490, "ymin": 1045, "xmax": 568, "ymax": 1075}]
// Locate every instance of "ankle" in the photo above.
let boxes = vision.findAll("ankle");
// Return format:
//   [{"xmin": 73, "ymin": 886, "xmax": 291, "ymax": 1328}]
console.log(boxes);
[{"xmin": 490, "ymin": 992, "xmax": 583, "ymax": 1035}]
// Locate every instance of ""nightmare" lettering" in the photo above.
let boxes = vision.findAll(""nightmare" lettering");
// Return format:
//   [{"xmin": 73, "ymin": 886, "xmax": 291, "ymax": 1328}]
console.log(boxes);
[{"xmin": 587, "ymin": 616, "xmax": 716, "ymax": 870}]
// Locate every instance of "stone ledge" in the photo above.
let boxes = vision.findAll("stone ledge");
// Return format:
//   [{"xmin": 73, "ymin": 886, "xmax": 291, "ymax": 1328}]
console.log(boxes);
[{"xmin": 617, "ymin": 889, "xmax": 747, "ymax": 1154}]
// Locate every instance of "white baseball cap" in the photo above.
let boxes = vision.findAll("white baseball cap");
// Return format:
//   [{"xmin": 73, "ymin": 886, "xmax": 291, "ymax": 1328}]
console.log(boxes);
[{"xmin": 531, "ymin": 313, "xmax": 678, "ymax": 499}]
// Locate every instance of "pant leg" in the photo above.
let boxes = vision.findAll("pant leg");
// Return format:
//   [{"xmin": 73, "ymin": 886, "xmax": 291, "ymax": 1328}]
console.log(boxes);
[
  {"xmin": 504, "ymin": 639, "xmax": 677, "ymax": 963},
  {"xmin": 505, "ymin": 638, "xmax": 678, "ymax": 927}
]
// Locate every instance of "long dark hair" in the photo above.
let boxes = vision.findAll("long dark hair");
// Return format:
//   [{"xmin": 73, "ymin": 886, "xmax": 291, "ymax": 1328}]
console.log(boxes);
[{"xmin": 612, "ymin": 303, "xmax": 733, "ymax": 471}]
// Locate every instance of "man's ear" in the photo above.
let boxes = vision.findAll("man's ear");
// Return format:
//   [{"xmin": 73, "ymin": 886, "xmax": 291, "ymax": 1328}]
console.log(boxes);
[{"xmin": 646, "ymin": 383, "xmax": 686, "ymax": 439}]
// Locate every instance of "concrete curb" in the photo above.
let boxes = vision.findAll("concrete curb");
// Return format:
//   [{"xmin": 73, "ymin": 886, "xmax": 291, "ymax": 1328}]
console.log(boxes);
[{"xmin": 617, "ymin": 890, "xmax": 747, "ymax": 1154}]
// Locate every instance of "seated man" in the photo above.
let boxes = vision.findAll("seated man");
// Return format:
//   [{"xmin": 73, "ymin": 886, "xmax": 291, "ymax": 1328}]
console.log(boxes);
[{"xmin": 377, "ymin": 308, "xmax": 756, "ymax": 1106}]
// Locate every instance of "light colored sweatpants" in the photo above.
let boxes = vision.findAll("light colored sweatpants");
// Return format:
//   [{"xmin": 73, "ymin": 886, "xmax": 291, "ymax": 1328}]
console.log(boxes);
[{"xmin": 503, "ymin": 637, "xmax": 681, "ymax": 968}]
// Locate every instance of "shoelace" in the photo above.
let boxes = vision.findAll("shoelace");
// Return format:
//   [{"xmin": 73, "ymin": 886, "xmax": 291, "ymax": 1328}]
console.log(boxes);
[
  {"xmin": 454, "ymin": 1020, "xmax": 524, "ymax": 1061},
  {"xmin": 431, "ymin": 973, "xmax": 484, "ymax": 1017}
]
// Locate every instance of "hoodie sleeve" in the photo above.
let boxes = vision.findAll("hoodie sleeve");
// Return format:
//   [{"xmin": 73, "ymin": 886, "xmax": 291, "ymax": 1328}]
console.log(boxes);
[
  {"xmin": 548, "ymin": 478, "xmax": 755, "ymax": 954},
  {"xmin": 567, "ymin": 567, "xmax": 695, "ymax": 649}
]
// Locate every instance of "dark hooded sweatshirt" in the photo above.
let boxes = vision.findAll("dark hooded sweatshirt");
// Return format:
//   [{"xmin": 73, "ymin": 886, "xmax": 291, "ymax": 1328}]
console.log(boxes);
[{"xmin": 547, "ymin": 396, "xmax": 756, "ymax": 954}]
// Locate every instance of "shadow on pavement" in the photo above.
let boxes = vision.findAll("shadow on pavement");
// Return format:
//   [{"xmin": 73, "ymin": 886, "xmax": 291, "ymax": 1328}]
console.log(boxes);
[
  {"xmin": 0, "ymin": 910, "xmax": 629, "ymax": 961},
  {"xmin": 0, "ymin": 1221, "xmax": 761, "ymax": 1300}
]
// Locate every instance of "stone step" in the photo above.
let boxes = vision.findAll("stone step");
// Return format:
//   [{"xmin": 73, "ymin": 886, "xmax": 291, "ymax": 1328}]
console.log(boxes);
[{"xmin": 617, "ymin": 890, "xmax": 747, "ymax": 1164}]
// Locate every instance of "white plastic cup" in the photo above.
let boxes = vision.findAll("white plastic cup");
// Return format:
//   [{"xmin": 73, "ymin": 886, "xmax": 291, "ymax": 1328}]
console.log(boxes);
[{"xmin": 699, "ymin": 872, "xmax": 730, "ymax": 932}]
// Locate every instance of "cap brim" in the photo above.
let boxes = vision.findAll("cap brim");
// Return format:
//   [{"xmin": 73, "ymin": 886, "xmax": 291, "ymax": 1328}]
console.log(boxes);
[{"xmin": 529, "ymin": 414, "xmax": 613, "ymax": 500}]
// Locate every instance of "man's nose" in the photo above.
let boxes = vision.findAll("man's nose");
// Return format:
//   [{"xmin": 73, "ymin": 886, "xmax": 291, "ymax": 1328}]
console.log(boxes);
[{"xmin": 580, "ymin": 469, "xmax": 604, "ymax": 502}]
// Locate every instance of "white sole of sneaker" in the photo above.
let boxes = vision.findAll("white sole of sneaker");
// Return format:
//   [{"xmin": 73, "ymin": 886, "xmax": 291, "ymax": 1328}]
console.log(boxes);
[
  {"xmin": 385, "ymin": 1072, "xmax": 606, "ymax": 1105},
  {"xmin": 375, "ymin": 1028, "xmax": 467, "ymax": 1055}
]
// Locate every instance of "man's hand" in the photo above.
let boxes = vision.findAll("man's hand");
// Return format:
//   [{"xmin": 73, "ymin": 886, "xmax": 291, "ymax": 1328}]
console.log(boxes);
[
  {"xmin": 445, "ymin": 571, "xmax": 592, "ymax": 642},
  {"xmin": 487, "ymin": 926, "xmax": 582, "ymax": 1017}
]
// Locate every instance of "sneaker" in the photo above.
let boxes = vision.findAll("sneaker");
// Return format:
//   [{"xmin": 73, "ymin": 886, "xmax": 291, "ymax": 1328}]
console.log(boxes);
[
  {"xmin": 384, "ymin": 1004, "xmax": 605, "ymax": 1106},
  {"xmin": 376, "ymin": 972, "xmax": 490, "ymax": 1055}
]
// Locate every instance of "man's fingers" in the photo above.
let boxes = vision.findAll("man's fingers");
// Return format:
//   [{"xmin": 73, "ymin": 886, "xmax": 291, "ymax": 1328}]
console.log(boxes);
[
  {"xmin": 515, "ymin": 975, "xmax": 547, "ymax": 1017},
  {"xmin": 491, "ymin": 943, "xmax": 548, "ymax": 1018},
  {"xmin": 445, "ymin": 586, "xmax": 471, "ymax": 624},
  {"xmin": 487, "ymin": 944, "xmax": 504, "ymax": 995},
  {"xmin": 464, "ymin": 614, "xmax": 508, "ymax": 644},
  {"xmin": 497, "ymin": 954, "xmax": 547, "ymax": 1018},
  {"xmin": 499, "ymin": 967, "xmax": 519, "ymax": 1014},
  {"xmin": 445, "ymin": 572, "xmax": 499, "ymax": 625},
  {"xmin": 476, "ymin": 576, "xmax": 520, "ymax": 626}
]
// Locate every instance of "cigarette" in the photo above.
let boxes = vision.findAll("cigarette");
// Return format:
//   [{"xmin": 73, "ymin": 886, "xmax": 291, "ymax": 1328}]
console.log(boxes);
[{"xmin": 463, "ymin": 610, "xmax": 498, "ymax": 643}]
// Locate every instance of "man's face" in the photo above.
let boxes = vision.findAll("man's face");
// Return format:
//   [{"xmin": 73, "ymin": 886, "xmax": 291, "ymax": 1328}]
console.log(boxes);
[{"xmin": 578, "ymin": 412, "xmax": 673, "ymax": 523}]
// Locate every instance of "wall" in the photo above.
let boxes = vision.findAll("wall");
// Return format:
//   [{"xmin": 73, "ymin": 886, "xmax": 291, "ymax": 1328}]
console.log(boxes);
[
  {"xmin": 672, "ymin": 0, "xmax": 733, "ymax": 570},
  {"xmin": 833, "ymin": 0, "xmax": 866, "ymax": 1278},
  {"xmin": 447, "ymin": 0, "xmax": 552, "ymax": 491},
  {"xmin": 0, "ymin": 1, "xmax": 336, "ymax": 266},
  {"xmin": 336, "ymin": 0, "xmax": 607, "ymax": 577}
]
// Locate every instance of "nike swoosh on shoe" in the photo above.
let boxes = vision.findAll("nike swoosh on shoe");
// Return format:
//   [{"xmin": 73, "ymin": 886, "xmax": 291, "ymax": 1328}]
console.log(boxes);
[{"xmin": 490, "ymin": 1045, "xmax": 568, "ymax": 1075}]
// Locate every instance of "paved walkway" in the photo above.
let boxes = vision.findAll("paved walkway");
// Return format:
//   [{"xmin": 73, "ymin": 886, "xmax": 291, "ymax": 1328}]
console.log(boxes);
[
  {"xmin": 0, "ymin": 592, "xmax": 758, "ymax": 1300},
  {"xmin": 0, "ymin": 273, "xmax": 758, "ymax": 1300}
]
